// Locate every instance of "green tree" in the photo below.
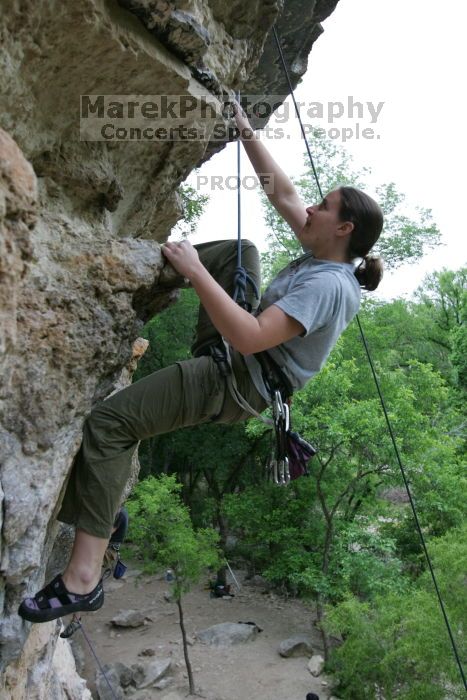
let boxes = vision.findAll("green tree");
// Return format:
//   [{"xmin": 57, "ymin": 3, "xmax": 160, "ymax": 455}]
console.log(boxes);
[
  {"xmin": 172, "ymin": 181, "xmax": 209, "ymax": 238},
  {"xmin": 325, "ymin": 524, "xmax": 467, "ymax": 700},
  {"xmin": 127, "ymin": 475, "xmax": 221, "ymax": 695},
  {"xmin": 134, "ymin": 288, "xmax": 198, "ymax": 482},
  {"xmin": 415, "ymin": 267, "xmax": 467, "ymax": 390}
]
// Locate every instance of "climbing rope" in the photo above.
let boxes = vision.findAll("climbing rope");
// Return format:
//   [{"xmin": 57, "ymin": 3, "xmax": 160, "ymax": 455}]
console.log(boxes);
[
  {"xmin": 270, "ymin": 24, "xmax": 467, "ymax": 690},
  {"xmin": 60, "ymin": 568, "xmax": 122, "ymax": 697},
  {"xmin": 232, "ymin": 93, "xmax": 260, "ymax": 310},
  {"xmin": 75, "ymin": 618, "xmax": 120, "ymax": 700}
]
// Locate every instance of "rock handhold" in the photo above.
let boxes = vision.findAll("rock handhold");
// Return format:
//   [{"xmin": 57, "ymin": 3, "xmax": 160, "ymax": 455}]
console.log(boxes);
[
  {"xmin": 196, "ymin": 621, "xmax": 259, "ymax": 646},
  {"xmin": 308, "ymin": 654, "xmax": 325, "ymax": 676},
  {"xmin": 278, "ymin": 635, "xmax": 314, "ymax": 658}
]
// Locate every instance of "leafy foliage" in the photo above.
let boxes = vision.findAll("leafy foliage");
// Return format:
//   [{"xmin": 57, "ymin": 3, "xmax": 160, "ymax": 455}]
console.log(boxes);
[
  {"xmin": 171, "ymin": 181, "xmax": 209, "ymax": 239},
  {"xmin": 415, "ymin": 267, "xmax": 467, "ymax": 390},
  {"xmin": 325, "ymin": 525, "xmax": 467, "ymax": 700},
  {"xmin": 126, "ymin": 474, "xmax": 220, "ymax": 694},
  {"xmin": 126, "ymin": 474, "xmax": 220, "ymax": 596}
]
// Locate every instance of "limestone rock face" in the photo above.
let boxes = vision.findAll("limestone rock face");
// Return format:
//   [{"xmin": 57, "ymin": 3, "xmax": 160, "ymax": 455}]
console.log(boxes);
[
  {"xmin": 0, "ymin": 622, "xmax": 91, "ymax": 700},
  {"xmin": 0, "ymin": 0, "xmax": 339, "ymax": 696}
]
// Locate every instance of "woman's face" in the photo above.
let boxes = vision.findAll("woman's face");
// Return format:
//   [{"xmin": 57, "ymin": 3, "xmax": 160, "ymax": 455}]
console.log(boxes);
[{"xmin": 298, "ymin": 189, "xmax": 345, "ymax": 254}]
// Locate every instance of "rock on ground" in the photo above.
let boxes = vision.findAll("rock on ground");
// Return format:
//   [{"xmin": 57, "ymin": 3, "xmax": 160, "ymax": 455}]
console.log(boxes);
[
  {"xmin": 95, "ymin": 664, "xmax": 125, "ymax": 700},
  {"xmin": 278, "ymin": 635, "xmax": 314, "ymax": 658},
  {"xmin": 132, "ymin": 658, "xmax": 172, "ymax": 689},
  {"xmin": 308, "ymin": 654, "xmax": 325, "ymax": 677},
  {"xmin": 196, "ymin": 622, "xmax": 259, "ymax": 646},
  {"xmin": 111, "ymin": 609, "xmax": 147, "ymax": 628}
]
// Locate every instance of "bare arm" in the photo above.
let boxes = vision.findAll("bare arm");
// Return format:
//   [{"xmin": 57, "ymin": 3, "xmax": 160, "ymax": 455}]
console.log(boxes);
[
  {"xmin": 162, "ymin": 241, "xmax": 303, "ymax": 355},
  {"xmin": 234, "ymin": 104, "xmax": 307, "ymax": 237}
]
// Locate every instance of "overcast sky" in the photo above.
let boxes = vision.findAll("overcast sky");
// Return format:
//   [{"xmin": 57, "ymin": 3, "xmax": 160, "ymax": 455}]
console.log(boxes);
[{"xmin": 184, "ymin": 0, "xmax": 467, "ymax": 300}]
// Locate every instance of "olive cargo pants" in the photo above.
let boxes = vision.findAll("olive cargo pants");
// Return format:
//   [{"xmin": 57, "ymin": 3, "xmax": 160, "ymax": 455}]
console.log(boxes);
[{"xmin": 58, "ymin": 240, "xmax": 267, "ymax": 538}]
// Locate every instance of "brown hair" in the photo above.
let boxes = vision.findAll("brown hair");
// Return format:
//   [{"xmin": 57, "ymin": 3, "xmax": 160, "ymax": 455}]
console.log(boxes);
[{"xmin": 339, "ymin": 186, "xmax": 384, "ymax": 291}]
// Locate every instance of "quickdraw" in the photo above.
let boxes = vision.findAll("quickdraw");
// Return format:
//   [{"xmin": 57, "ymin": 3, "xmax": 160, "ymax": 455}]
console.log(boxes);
[{"xmin": 268, "ymin": 389, "xmax": 290, "ymax": 485}]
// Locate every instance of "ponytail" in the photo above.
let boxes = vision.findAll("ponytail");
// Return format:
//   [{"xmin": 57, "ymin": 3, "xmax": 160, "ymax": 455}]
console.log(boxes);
[
  {"xmin": 354, "ymin": 255, "xmax": 384, "ymax": 291},
  {"xmin": 338, "ymin": 186, "xmax": 384, "ymax": 292}
]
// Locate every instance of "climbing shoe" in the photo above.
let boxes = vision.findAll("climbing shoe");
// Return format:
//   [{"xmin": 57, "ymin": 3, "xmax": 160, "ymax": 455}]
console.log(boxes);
[
  {"xmin": 18, "ymin": 574, "xmax": 104, "ymax": 623},
  {"xmin": 109, "ymin": 507, "xmax": 129, "ymax": 549}
]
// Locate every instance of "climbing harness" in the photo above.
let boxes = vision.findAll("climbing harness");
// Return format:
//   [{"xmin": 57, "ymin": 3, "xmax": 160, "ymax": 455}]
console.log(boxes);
[{"xmin": 271, "ymin": 24, "xmax": 466, "ymax": 690}]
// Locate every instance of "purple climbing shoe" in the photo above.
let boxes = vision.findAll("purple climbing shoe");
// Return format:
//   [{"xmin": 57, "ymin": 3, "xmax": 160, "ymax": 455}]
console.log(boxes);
[{"xmin": 18, "ymin": 574, "xmax": 104, "ymax": 623}]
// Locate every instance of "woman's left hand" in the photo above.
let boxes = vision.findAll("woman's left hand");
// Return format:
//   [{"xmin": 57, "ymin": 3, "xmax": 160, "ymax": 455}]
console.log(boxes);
[{"xmin": 162, "ymin": 240, "xmax": 202, "ymax": 280}]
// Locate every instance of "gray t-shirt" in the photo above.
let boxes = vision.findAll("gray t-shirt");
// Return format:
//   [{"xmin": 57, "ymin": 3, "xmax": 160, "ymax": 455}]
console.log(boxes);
[{"xmin": 243, "ymin": 252, "xmax": 361, "ymax": 401}]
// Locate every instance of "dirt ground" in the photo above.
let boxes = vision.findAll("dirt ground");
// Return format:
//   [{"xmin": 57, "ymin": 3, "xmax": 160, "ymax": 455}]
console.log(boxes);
[{"xmin": 70, "ymin": 563, "xmax": 335, "ymax": 700}]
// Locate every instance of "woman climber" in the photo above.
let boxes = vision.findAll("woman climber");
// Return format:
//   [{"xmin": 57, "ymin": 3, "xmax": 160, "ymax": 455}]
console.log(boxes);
[{"xmin": 18, "ymin": 104, "xmax": 384, "ymax": 623}]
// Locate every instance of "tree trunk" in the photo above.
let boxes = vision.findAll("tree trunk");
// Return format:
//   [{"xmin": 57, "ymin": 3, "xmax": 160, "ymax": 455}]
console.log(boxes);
[
  {"xmin": 316, "ymin": 595, "xmax": 330, "ymax": 662},
  {"xmin": 215, "ymin": 511, "xmax": 228, "ymax": 586},
  {"xmin": 315, "ymin": 472, "xmax": 334, "ymax": 663},
  {"xmin": 176, "ymin": 596, "xmax": 196, "ymax": 695},
  {"xmin": 317, "ymin": 522, "xmax": 333, "ymax": 663}
]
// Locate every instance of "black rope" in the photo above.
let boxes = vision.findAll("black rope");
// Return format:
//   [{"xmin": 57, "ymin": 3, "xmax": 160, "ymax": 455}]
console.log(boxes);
[
  {"xmin": 272, "ymin": 26, "xmax": 323, "ymax": 201},
  {"xmin": 233, "ymin": 93, "xmax": 259, "ymax": 309},
  {"xmin": 272, "ymin": 24, "xmax": 467, "ymax": 691},
  {"xmin": 237, "ymin": 133, "xmax": 242, "ymax": 270},
  {"xmin": 355, "ymin": 316, "xmax": 466, "ymax": 688},
  {"xmin": 77, "ymin": 620, "xmax": 120, "ymax": 700}
]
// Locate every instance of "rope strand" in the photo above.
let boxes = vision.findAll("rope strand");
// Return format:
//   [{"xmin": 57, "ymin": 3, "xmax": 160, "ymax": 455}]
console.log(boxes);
[
  {"xmin": 355, "ymin": 316, "xmax": 466, "ymax": 688},
  {"xmin": 272, "ymin": 26, "xmax": 323, "ymax": 200},
  {"xmin": 233, "ymin": 91, "xmax": 259, "ymax": 308},
  {"xmin": 77, "ymin": 620, "xmax": 120, "ymax": 700}
]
